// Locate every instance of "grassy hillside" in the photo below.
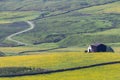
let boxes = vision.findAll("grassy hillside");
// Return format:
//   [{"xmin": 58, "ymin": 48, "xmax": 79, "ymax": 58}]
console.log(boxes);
[
  {"xmin": 0, "ymin": 0, "xmax": 120, "ymax": 46},
  {"xmin": 0, "ymin": 11, "xmax": 39, "ymax": 45},
  {"xmin": 58, "ymin": 1, "xmax": 120, "ymax": 47},
  {"xmin": 0, "ymin": 0, "xmax": 120, "ymax": 47},
  {"xmin": 0, "ymin": 11, "xmax": 39, "ymax": 24},
  {"xmin": 0, "ymin": 0, "xmax": 118, "ymax": 11},
  {"xmin": 0, "ymin": 22, "xmax": 29, "ymax": 45},
  {"xmin": 13, "ymin": 13, "xmax": 120, "ymax": 46},
  {"xmin": 78, "ymin": 1, "xmax": 120, "ymax": 14}
]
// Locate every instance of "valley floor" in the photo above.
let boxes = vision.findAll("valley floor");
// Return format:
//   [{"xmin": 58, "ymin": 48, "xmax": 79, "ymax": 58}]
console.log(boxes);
[{"xmin": 0, "ymin": 51, "xmax": 119, "ymax": 79}]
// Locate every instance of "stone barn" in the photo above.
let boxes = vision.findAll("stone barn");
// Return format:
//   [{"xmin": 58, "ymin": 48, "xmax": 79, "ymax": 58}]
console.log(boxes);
[{"xmin": 86, "ymin": 43, "xmax": 114, "ymax": 53}]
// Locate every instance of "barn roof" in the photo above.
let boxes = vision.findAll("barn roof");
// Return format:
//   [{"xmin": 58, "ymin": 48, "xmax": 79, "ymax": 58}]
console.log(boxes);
[{"xmin": 90, "ymin": 43, "xmax": 106, "ymax": 47}]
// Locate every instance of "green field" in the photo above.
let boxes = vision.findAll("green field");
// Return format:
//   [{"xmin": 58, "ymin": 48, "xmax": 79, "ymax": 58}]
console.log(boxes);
[{"xmin": 0, "ymin": 43, "xmax": 58, "ymax": 55}]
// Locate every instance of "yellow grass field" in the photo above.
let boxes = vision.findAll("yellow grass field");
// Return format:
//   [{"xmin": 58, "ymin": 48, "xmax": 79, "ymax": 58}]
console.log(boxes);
[
  {"xmin": 1, "ymin": 64, "xmax": 120, "ymax": 80},
  {"xmin": 0, "ymin": 52, "xmax": 119, "ymax": 80},
  {"xmin": 0, "ymin": 52, "xmax": 120, "ymax": 69}
]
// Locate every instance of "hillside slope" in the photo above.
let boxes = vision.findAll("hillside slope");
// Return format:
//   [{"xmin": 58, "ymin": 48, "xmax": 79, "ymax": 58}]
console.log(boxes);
[
  {"xmin": 11, "ymin": 1, "xmax": 120, "ymax": 47},
  {"xmin": 78, "ymin": 1, "xmax": 120, "ymax": 14},
  {"xmin": 0, "ymin": 0, "xmax": 120, "ymax": 47},
  {"xmin": 0, "ymin": 0, "xmax": 119, "ymax": 11}
]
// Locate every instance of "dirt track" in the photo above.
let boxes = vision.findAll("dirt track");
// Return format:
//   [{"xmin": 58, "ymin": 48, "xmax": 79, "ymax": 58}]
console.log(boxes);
[{"xmin": 6, "ymin": 21, "xmax": 35, "ymax": 46}]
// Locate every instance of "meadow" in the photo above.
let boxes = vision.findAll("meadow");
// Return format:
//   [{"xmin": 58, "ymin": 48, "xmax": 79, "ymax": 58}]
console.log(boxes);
[
  {"xmin": 0, "ymin": 43, "xmax": 58, "ymax": 55},
  {"xmin": 0, "ymin": 51, "xmax": 119, "ymax": 79},
  {"xmin": 0, "ymin": 52, "xmax": 120, "ymax": 69},
  {"xmin": 1, "ymin": 64, "xmax": 120, "ymax": 80},
  {"xmin": 1, "ymin": 64, "xmax": 119, "ymax": 80}
]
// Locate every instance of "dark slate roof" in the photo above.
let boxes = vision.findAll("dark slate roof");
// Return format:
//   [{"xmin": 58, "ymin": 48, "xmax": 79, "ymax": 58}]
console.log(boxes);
[{"xmin": 91, "ymin": 43, "xmax": 106, "ymax": 47}]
